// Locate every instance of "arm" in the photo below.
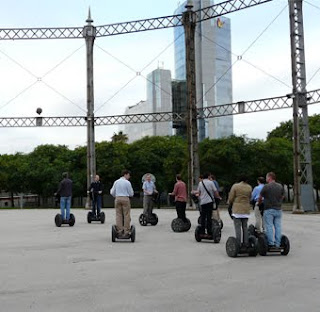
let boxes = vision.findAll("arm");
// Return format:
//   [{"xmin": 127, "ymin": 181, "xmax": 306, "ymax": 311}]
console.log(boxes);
[
  {"xmin": 228, "ymin": 185, "xmax": 235, "ymax": 204},
  {"xmin": 128, "ymin": 182, "xmax": 134, "ymax": 197}
]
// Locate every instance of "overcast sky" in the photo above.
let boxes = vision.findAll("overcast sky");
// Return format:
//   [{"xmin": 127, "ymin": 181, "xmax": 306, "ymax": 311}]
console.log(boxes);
[{"xmin": 0, "ymin": 0, "xmax": 319, "ymax": 154}]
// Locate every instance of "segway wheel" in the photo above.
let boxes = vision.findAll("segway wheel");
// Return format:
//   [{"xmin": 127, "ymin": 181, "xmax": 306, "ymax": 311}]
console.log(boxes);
[
  {"xmin": 219, "ymin": 219, "xmax": 223, "ymax": 230},
  {"xmin": 195, "ymin": 225, "xmax": 202, "ymax": 242},
  {"xmin": 248, "ymin": 224, "xmax": 256, "ymax": 236},
  {"xmin": 212, "ymin": 219, "xmax": 221, "ymax": 243},
  {"xmin": 100, "ymin": 212, "xmax": 105, "ymax": 224},
  {"xmin": 69, "ymin": 214, "xmax": 75, "ymax": 227},
  {"xmin": 258, "ymin": 234, "xmax": 268, "ymax": 256},
  {"xmin": 111, "ymin": 225, "xmax": 116, "ymax": 242},
  {"xmin": 87, "ymin": 211, "xmax": 93, "ymax": 224},
  {"xmin": 171, "ymin": 218, "xmax": 184, "ymax": 232},
  {"xmin": 139, "ymin": 214, "xmax": 147, "ymax": 226},
  {"xmin": 130, "ymin": 225, "xmax": 136, "ymax": 243},
  {"xmin": 150, "ymin": 213, "xmax": 158, "ymax": 226},
  {"xmin": 280, "ymin": 235, "xmax": 290, "ymax": 256},
  {"xmin": 197, "ymin": 216, "xmax": 201, "ymax": 225},
  {"xmin": 184, "ymin": 218, "xmax": 191, "ymax": 232},
  {"xmin": 226, "ymin": 237, "xmax": 239, "ymax": 257},
  {"xmin": 55, "ymin": 214, "xmax": 62, "ymax": 227},
  {"xmin": 248, "ymin": 235, "xmax": 258, "ymax": 257}
]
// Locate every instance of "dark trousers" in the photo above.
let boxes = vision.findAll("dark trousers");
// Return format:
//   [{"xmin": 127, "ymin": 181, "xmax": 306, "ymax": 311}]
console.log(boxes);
[
  {"xmin": 175, "ymin": 201, "xmax": 187, "ymax": 222},
  {"xmin": 92, "ymin": 195, "xmax": 101, "ymax": 216},
  {"xmin": 233, "ymin": 218, "xmax": 248, "ymax": 246},
  {"xmin": 200, "ymin": 202, "xmax": 213, "ymax": 235}
]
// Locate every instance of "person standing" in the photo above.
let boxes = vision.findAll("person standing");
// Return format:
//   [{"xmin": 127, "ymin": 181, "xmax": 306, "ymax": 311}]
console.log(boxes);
[
  {"xmin": 251, "ymin": 176, "xmax": 265, "ymax": 233},
  {"xmin": 142, "ymin": 174, "xmax": 158, "ymax": 218},
  {"xmin": 88, "ymin": 174, "xmax": 104, "ymax": 217},
  {"xmin": 228, "ymin": 176, "xmax": 252, "ymax": 249},
  {"xmin": 258, "ymin": 172, "xmax": 284, "ymax": 248},
  {"xmin": 196, "ymin": 173, "xmax": 220, "ymax": 237},
  {"xmin": 55, "ymin": 172, "xmax": 72, "ymax": 221},
  {"xmin": 210, "ymin": 174, "xmax": 222, "ymax": 223},
  {"xmin": 110, "ymin": 170, "xmax": 134, "ymax": 238},
  {"xmin": 169, "ymin": 174, "xmax": 187, "ymax": 222}
]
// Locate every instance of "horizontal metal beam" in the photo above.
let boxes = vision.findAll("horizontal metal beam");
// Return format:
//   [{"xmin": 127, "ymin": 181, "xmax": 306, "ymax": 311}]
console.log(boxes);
[
  {"xmin": 0, "ymin": 0, "xmax": 272, "ymax": 40},
  {"xmin": 0, "ymin": 89, "xmax": 318, "ymax": 127},
  {"xmin": 195, "ymin": 0, "xmax": 273, "ymax": 22}
]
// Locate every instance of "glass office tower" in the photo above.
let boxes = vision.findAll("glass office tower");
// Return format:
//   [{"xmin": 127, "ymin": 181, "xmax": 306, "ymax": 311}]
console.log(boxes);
[{"xmin": 174, "ymin": 0, "xmax": 233, "ymax": 140}]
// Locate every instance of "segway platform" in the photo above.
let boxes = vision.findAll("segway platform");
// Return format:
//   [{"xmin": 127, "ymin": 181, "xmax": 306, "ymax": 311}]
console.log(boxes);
[
  {"xmin": 139, "ymin": 213, "xmax": 158, "ymax": 226},
  {"xmin": 194, "ymin": 219, "xmax": 221, "ymax": 243},
  {"xmin": 55, "ymin": 213, "xmax": 75, "ymax": 227},
  {"xmin": 111, "ymin": 225, "xmax": 136, "ymax": 243},
  {"xmin": 226, "ymin": 235, "xmax": 258, "ymax": 257},
  {"xmin": 87, "ymin": 211, "xmax": 105, "ymax": 224},
  {"xmin": 258, "ymin": 233, "xmax": 290, "ymax": 256},
  {"xmin": 171, "ymin": 218, "xmax": 191, "ymax": 232}
]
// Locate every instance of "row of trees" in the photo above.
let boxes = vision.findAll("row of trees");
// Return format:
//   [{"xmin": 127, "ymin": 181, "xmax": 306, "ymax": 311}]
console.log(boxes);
[{"xmin": 0, "ymin": 115, "xmax": 319, "ymax": 206}]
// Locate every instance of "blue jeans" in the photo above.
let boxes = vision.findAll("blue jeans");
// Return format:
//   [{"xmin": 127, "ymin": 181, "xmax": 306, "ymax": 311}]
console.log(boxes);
[
  {"xmin": 92, "ymin": 195, "xmax": 101, "ymax": 215},
  {"xmin": 263, "ymin": 209, "xmax": 282, "ymax": 247},
  {"xmin": 60, "ymin": 196, "xmax": 71, "ymax": 220}
]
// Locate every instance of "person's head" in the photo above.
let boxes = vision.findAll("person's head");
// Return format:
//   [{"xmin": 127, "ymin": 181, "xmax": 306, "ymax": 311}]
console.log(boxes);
[
  {"xmin": 203, "ymin": 172, "xmax": 211, "ymax": 180},
  {"xmin": 62, "ymin": 172, "xmax": 68, "ymax": 179},
  {"xmin": 146, "ymin": 174, "xmax": 151, "ymax": 182},
  {"xmin": 198, "ymin": 174, "xmax": 203, "ymax": 181},
  {"xmin": 176, "ymin": 174, "xmax": 182, "ymax": 181},
  {"xmin": 122, "ymin": 169, "xmax": 131, "ymax": 180},
  {"xmin": 211, "ymin": 174, "xmax": 216, "ymax": 181},
  {"xmin": 95, "ymin": 175, "xmax": 100, "ymax": 182},
  {"xmin": 266, "ymin": 172, "xmax": 276, "ymax": 183},
  {"xmin": 257, "ymin": 176, "xmax": 265, "ymax": 184},
  {"xmin": 238, "ymin": 175, "xmax": 249, "ymax": 183}
]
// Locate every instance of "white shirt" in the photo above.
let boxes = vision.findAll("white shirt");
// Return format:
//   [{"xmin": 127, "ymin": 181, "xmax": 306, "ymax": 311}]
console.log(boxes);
[{"xmin": 110, "ymin": 177, "xmax": 134, "ymax": 197}]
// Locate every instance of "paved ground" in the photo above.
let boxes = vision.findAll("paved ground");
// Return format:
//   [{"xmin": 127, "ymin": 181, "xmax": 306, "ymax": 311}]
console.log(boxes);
[{"xmin": 0, "ymin": 208, "xmax": 319, "ymax": 312}]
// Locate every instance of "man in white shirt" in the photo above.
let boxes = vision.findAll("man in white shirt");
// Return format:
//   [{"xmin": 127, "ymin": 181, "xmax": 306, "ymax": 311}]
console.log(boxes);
[{"xmin": 110, "ymin": 170, "xmax": 134, "ymax": 237}]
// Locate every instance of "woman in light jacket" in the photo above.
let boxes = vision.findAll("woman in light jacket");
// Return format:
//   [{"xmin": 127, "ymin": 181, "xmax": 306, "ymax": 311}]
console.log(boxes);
[{"xmin": 228, "ymin": 175, "xmax": 252, "ymax": 248}]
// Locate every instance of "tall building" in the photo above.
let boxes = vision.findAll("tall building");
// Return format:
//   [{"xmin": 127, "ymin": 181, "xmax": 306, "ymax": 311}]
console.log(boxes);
[
  {"xmin": 122, "ymin": 68, "xmax": 173, "ymax": 143},
  {"xmin": 174, "ymin": 0, "xmax": 233, "ymax": 140}
]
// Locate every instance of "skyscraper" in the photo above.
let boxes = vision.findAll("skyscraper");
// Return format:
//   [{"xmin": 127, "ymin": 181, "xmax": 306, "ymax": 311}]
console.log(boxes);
[
  {"xmin": 174, "ymin": 0, "xmax": 233, "ymax": 140},
  {"xmin": 122, "ymin": 68, "xmax": 173, "ymax": 143}
]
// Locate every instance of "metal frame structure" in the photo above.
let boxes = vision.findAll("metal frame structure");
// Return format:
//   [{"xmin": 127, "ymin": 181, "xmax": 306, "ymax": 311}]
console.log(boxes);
[
  {"xmin": 289, "ymin": 0, "xmax": 316, "ymax": 212},
  {"xmin": 0, "ymin": 0, "xmax": 318, "ymax": 211}
]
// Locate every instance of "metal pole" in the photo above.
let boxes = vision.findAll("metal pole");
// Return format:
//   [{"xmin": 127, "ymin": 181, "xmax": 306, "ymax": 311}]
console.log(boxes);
[
  {"xmin": 84, "ymin": 9, "xmax": 96, "ymax": 209},
  {"xmin": 183, "ymin": 1, "xmax": 200, "ymax": 205},
  {"xmin": 289, "ymin": 0, "xmax": 317, "ymax": 212}
]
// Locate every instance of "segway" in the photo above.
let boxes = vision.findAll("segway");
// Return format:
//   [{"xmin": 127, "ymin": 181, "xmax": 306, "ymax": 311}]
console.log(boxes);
[
  {"xmin": 171, "ymin": 218, "xmax": 191, "ymax": 232},
  {"xmin": 139, "ymin": 213, "xmax": 158, "ymax": 226},
  {"xmin": 258, "ymin": 233, "xmax": 290, "ymax": 256},
  {"xmin": 226, "ymin": 235, "xmax": 258, "ymax": 257},
  {"xmin": 194, "ymin": 219, "xmax": 221, "ymax": 243},
  {"xmin": 55, "ymin": 213, "xmax": 75, "ymax": 227},
  {"xmin": 111, "ymin": 224, "xmax": 136, "ymax": 243},
  {"xmin": 87, "ymin": 211, "xmax": 105, "ymax": 224}
]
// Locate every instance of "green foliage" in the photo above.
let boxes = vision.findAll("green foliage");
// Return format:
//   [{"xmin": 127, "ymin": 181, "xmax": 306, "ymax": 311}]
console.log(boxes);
[{"xmin": 0, "ymin": 118, "xmax": 319, "ymax": 203}]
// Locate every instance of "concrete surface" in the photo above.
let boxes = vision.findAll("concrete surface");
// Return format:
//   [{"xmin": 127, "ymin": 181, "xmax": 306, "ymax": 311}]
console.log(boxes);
[{"xmin": 0, "ymin": 208, "xmax": 319, "ymax": 312}]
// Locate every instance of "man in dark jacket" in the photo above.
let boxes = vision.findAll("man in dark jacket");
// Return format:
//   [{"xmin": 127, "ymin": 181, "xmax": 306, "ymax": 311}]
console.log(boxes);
[
  {"xmin": 88, "ymin": 174, "xmax": 103, "ymax": 217},
  {"xmin": 56, "ymin": 172, "xmax": 72, "ymax": 221}
]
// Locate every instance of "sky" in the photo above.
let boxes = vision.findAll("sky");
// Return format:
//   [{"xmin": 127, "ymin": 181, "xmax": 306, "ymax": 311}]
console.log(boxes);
[{"xmin": 0, "ymin": 0, "xmax": 319, "ymax": 154}]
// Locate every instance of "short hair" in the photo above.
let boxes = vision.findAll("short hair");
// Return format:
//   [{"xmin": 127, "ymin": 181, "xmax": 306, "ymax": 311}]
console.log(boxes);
[
  {"xmin": 122, "ymin": 169, "xmax": 131, "ymax": 176},
  {"xmin": 176, "ymin": 174, "xmax": 182, "ymax": 180},
  {"xmin": 202, "ymin": 172, "xmax": 211, "ymax": 179},
  {"xmin": 238, "ymin": 175, "xmax": 248, "ymax": 183},
  {"xmin": 257, "ymin": 176, "xmax": 265, "ymax": 184},
  {"xmin": 62, "ymin": 172, "xmax": 68, "ymax": 178},
  {"xmin": 267, "ymin": 172, "xmax": 276, "ymax": 180}
]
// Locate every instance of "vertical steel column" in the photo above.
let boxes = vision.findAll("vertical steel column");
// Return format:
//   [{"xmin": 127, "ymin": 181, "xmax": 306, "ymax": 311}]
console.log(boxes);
[
  {"xmin": 183, "ymin": 1, "xmax": 200, "ymax": 204},
  {"xmin": 83, "ymin": 9, "xmax": 96, "ymax": 209},
  {"xmin": 289, "ymin": 0, "xmax": 316, "ymax": 212}
]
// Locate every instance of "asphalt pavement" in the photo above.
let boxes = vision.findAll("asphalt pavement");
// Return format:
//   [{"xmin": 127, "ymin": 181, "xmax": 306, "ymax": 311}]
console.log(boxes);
[{"xmin": 0, "ymin": 208, "xmax": 319, "ymax": 312}]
